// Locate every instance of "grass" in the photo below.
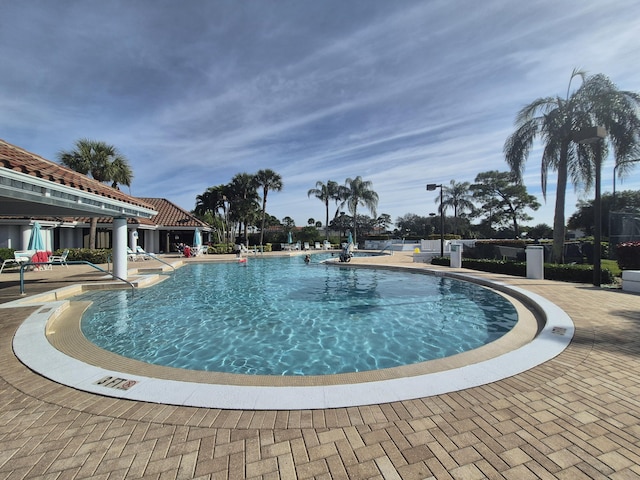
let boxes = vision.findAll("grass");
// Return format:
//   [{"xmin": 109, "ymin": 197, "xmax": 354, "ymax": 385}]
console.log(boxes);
[{"xmin": 602, "ymin": 259, "xmax": 621, "ymax": 277}]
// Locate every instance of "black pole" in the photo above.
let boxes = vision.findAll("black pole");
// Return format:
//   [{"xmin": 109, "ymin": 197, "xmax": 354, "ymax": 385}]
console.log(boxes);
[
  {"xmin": 439, "ymin": 186, "xmax": 444, "ymax": 257},
  {"xmin": 594, "ymin": 143, "xmax": 602, "ymax": 287}
]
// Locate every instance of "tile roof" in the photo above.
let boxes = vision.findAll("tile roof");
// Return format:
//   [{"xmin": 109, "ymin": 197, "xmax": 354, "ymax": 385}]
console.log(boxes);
[
  {"xmin": 0, "ymin": 139, "xmax": 153, "ymax": 210},
  {"xmin": 138, "ymin": 198, "xmax": 210, "ymax": 229}
]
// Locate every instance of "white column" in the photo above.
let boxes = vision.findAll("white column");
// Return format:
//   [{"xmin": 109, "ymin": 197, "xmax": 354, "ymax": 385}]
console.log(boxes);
[
  {"xmin": 113, "ymin": 217, "xmax": 128, "ymax": 280},
  {"xmin": 20, "ymin": 225, "xmax": 31, "ymax": 250},
  {"xmin": 130, "ymin": 229, "xmax": 139, "ymax": 250},
  {"xmin": 526, "ymin": 245, "xmax": 544, "ymax": 279}
]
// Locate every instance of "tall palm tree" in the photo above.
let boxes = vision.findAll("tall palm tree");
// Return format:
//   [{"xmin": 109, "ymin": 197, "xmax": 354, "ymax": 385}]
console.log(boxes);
[
  {"xmin": 341, "ymin": 176, "xmax": 379, "ymax": 245},
  {"xmin": 253, "ymin": 169, "xmax": 283, "ymax": 246},
  {"xmin": 227, "ymin": 173, "xmax": 259, "ymax": 247},
  {"xmin": 307, "ymin": 180, "xmax": 340, "ymax": 241},
  {"xmin": 58, "ymin": 139, "xmax": 133, "ymax": 249},
  {"xmin": 438, "ymin": 180, "xmax": 475, "ymax": 235},
  {"xmin": 504, "ymin": 70, "xmax": 640, "ymax": 262}
]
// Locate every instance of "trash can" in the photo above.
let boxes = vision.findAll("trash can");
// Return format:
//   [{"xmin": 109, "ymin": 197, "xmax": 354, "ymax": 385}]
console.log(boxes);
[
  {"xmin": 450, "ymin": 243, "xmax": 462, "ymax": 268},
  {"xmin": 526, "ymin": 245, "xmax": 544, "ymax": 279}
]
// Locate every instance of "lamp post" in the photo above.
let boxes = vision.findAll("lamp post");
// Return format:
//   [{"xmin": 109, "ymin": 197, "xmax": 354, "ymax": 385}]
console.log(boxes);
[
  {"xmin": 426, "ymin": 183, "xmax": 444, "ymax": 257},
  {"xmin": 573, "ymin": 126, "xmax": 606, "ymax": 286}
]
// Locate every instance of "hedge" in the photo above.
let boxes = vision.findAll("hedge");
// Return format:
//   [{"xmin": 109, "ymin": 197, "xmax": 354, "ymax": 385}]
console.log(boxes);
[
  {"xmin": 617, "ymin": 241, "xmax": 640, "ymax": 270},
  {"xmin": 431, "ymin": 257, "xmax": 614, "ymax": 284}
]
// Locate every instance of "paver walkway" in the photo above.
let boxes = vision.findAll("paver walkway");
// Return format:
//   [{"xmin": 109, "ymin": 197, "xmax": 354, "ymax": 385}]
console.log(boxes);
[{"xmin": 1, "ymin": 254, "xmax": 639, "ymax": 479}]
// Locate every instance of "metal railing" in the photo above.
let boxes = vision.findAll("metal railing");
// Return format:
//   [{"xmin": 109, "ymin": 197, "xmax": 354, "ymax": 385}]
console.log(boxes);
[
  {"xmin": 19, "ymin": 261, "xmax": 135, "ymax": 296},
  {"xmin": 107, "ymin": 253, "xmax": 176, "ymax": 272}
]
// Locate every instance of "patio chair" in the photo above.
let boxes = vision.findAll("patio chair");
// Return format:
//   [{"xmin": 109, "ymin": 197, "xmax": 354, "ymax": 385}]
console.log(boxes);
[
  {"xmin": 135, "ymin": 246, "xmax": 154, "ymax": 260},
  {"xmin": 127, "ymin": 247, "xmax": 140, "ymax": 261},
  {"xmin": 48, "ymin": 249, "xmax": 69, "ymax": 267},
  {"xmin": 0, "ymin": 250, "xmax": 35, "ymax": 274}
]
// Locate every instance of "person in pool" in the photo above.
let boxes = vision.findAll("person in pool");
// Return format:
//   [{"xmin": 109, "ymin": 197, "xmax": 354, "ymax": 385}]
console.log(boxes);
[{"xmin": 304, "ymin": 254, "xmax": 311, "ymax": 264}]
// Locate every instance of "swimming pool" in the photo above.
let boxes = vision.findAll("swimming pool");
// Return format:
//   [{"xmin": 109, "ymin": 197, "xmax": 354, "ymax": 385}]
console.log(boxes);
[{"xmin": 79, "ymin": 256, "xmax": 517, "ymax": 376}]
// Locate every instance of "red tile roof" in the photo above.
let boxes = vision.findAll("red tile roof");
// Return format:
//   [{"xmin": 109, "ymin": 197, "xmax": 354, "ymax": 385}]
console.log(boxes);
[
  {"xmin": 138, "ymin": 198, "xmax": 210, "ymax": 229},
  {"xmin": 0, "ymin": 139, "xmax": 153, "ymax": 210}
]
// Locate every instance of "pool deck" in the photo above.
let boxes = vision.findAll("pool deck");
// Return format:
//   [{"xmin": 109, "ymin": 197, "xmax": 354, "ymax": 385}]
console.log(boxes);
[{"xmin": 1, "ymin": 251, "xmax": 640, "ymax": 478}]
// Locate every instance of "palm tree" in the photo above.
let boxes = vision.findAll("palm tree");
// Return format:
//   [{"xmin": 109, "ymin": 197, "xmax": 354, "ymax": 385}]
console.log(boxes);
[
  {"xmin": 438, "ymin": 180, "xmax": 475, "ymax": 235},
  {"xmin": 341, "ymin": 176, "xmax": 379, "ymax": 245},
  {"xmin": 253, "ymin": 169, "xmax": 283, "ymax": 246},
  {"xmin": 227, "ymin": 173, "xmax": 259, "ymax": 247},
  {"xmin": 307, "ymin": 180, "xmax": 340, "ymax": 241},
  {"xmin": 58, "ymin": 139, "xmax": 133, "ymax": 249},
  {"xmin": 504, "ymin": 70, "xmax": 640, "ymax": 262}
]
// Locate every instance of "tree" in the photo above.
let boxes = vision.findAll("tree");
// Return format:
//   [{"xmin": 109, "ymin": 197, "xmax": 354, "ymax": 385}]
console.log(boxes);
[
  {"xmin": 470, "ymin": 171, "xmax": 540, "ymax": 238},
  {"xmin": 307, "ymin": 180, "xmax": 341, "ymax": 241},
  {"xmin": 58, "ymin": 139, "xmax": 133, "ymax": 249},
  {"xmin": 437, "ymin": 180, "xmax": 475, "ymax": 235},
  {"xmin": 341, "ymin": 176, "xmax": 379, "ymax": 245},
  {"xmin": 505, "ymin": 70, "xmax": 640, "ymax": 262},
  {"xmin": 227, "ymin": 173, "xmax": 259, "ymax": 246},
  {"xmin": 567, "ymin": 190, "xmax": 640, "ymax": 237},
  {"xmin": 195, "ymin": 185, "xmax": 230, "ymax": 243},
  {"xmin": 253, "ymin": 169, "xmax": 283, "ymax": 247}
]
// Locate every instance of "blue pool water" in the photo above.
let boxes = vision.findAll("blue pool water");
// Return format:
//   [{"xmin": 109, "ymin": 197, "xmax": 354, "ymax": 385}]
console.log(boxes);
[{"xmin": 79, "ymin": 256, "xmax": 517, "ymax": 376}]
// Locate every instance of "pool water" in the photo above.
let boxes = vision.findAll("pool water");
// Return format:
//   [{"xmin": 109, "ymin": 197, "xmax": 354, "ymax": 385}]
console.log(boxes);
[{"xmin": 79, "ymin": 256, "xmax": 517, "ymax": 376}]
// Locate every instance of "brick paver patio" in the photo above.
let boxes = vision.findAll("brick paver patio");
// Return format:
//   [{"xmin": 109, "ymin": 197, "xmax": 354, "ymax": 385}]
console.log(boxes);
[{"xmin": 1, "ymin": 254, "xmax": 639, "ymax": 479}]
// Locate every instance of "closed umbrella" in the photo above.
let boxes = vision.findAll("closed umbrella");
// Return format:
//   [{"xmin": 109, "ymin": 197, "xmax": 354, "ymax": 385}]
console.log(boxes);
[
  {"xmin": 347, "ymin": 231, "xmax": 353, "ymax": 245},
  {"xmin": 27, "ymin": 222, "xmax": 47, "ymax": 268},
  {"xmin": 287, "ymin": 231, "xmax": 293, "ymax": 244},
  {"xmin": 193, "ymin": 228, "xmax": 202, "ymax": 247},
  {"xmin": 28, "ymin": 222, "xmax": 45, "ymax": 251}
]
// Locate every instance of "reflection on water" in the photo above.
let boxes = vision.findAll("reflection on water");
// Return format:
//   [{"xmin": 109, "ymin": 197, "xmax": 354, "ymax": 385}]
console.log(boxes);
[{"xmin": 80, "ymin": 257, "xmax": 517, "ymax": 376}]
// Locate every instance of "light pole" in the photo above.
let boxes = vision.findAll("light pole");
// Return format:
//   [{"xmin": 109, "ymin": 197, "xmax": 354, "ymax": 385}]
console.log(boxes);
[
  {"xmin": 573, "ymin": 126, "xmax": 606, "ymax": 286},
  {"xmin": 426, "ymin": 183, "xmax": 444, "ymax": 257}
]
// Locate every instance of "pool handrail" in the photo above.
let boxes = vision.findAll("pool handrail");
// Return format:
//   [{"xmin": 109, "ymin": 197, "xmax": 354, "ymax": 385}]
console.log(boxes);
[
  {"xmin": 19, "ymin": 261, "xmax": 135, "ymax": 296},
  {"xmin": 106, "ymin": 253, "xmax": 176, "ymax": 272}
]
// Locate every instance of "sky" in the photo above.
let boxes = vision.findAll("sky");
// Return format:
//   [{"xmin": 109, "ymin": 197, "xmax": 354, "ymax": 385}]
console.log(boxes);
[{"xmin": 2, "ymin": 0, "xmax": 640, "ymax": 231}]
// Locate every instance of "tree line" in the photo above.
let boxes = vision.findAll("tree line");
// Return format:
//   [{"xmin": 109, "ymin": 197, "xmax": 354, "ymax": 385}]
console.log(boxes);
[{"xmin": 56, "ymin": 70, "xmax": 640, "ymax": 261}]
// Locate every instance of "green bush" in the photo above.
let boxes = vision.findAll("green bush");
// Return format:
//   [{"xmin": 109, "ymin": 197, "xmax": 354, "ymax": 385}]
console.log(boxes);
[
  {"xmin": 210, "ymin": 243, "xmax": 234, "ymax": 254},
  {"xmin": 0, "ymin": 248, "xmax": 15, "ymax": 262},
  {"xmin": 617, "ymin": 242, "xmax": 640, "ymax": 270},
  {"xmin": 56, "ymin": 248, "xmax": 111, "ymax": 264},
  {"xmin": 431, "ymin": 257, "xmax": 614, "ymax": 284}
]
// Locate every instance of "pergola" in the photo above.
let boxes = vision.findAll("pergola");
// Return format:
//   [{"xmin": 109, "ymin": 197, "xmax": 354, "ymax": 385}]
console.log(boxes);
[{"xmin": 0, "ymin": 139, "xmax": 156, "ymax": 279}]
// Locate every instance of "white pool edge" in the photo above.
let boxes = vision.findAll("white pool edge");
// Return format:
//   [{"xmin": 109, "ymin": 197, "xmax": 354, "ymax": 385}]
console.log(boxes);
[{"xmin": 10, "ymin": 272, "xmax": 574, "ymax": 410}]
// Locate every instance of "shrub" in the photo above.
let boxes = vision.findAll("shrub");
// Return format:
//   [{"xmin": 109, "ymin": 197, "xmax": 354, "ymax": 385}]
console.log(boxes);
[
  {"xmin": 210, "ymin": 243, "xmax": 234, "ymax": 254},
  {"xmin": 617, "ymin": 241, "xmax": 640, "ymax": 270},
  {"xmin": 55, "ymin": 248, "xmax": 111, "ymax": 264},
  {"xmin": 0, "ymin": 248, "xmax": 15, "ymax": 262},
  {"xmin": 431, "ymin": 257, "xmax": 614, "ymax": 284}
]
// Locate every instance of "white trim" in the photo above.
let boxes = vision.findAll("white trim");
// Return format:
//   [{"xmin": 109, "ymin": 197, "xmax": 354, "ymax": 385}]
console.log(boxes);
[{"xmin": 0, "ymin": 168, "xmax": 157, "ymax": 219}]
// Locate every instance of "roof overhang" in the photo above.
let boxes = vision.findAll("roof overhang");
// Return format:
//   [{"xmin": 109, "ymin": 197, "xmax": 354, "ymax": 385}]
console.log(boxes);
[{"xmin": 0, "ymin": 167, "xmax": 157, "ymax": 218}]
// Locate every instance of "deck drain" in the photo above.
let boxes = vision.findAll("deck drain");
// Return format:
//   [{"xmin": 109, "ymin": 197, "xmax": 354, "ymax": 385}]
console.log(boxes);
[
  {"xmin": 551, "ymin": 327, "xmax": 567, "ymax": 335},
  {"xmin": 94, "ymin": 376, "xmax": 138, "ymax": 390}
]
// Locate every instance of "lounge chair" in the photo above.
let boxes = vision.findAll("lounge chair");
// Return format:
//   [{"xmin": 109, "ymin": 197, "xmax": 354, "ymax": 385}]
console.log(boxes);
[
  {"xmin": 0, "ymin": 250, "xmax": 35, "ymax": 274},
  {"xmin": 48, "ymin": 249, "xmax": 69, "ymax": 268},
  {"xmin": 127, "ymin": 247, "xmax": 140, "ymax": 261},
  {"xmin": 314, "ymin": 242, "xmax": 321, "ymax": 249},
  {"xmin": 135, "ymin": 246, "xmax": 154, "ymax": 260},
  {"xmin": 303, "ymin": 242, "xmax": 310, "ymax": 250},
  {"xmin": 323, "ymin": 240, "xmax": 331, "ymax": 250}
]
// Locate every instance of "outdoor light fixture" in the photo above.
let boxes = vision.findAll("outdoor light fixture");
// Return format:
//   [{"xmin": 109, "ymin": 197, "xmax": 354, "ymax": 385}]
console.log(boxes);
[
  {"xmin": 573, "ymin": 126, "xmax": 606, "ymax": 286},
  {"xmin": 426, "ymin": 183, "xmax": 444, "ymax": 257}
]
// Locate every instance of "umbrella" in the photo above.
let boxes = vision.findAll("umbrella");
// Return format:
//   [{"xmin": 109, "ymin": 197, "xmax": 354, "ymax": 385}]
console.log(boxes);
[
  {"xmin": 193, "ymin": 228, "xmax": 202, "ymax": 247},
  {"xmin": 287, "ymin": 231, "xmax": 293, "ymax": 244},
  {"xmin": 28, "ymin": 222, "xmax": 45, "ymax": 251},
  {"xmin": 347, "ymin": 231, "xmax": 353, "ymax": 245}
]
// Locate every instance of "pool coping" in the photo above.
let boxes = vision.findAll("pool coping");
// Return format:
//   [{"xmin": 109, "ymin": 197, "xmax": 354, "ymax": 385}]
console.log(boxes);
[{"xmin": 10, "ymin": 266, "xmax": 574, "ymax": 410}]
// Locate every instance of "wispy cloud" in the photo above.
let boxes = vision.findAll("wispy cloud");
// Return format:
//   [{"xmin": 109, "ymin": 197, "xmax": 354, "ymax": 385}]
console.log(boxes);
[{"xmin": 1, "ymin": 0, "xmax": 639, "ymax": 228}]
